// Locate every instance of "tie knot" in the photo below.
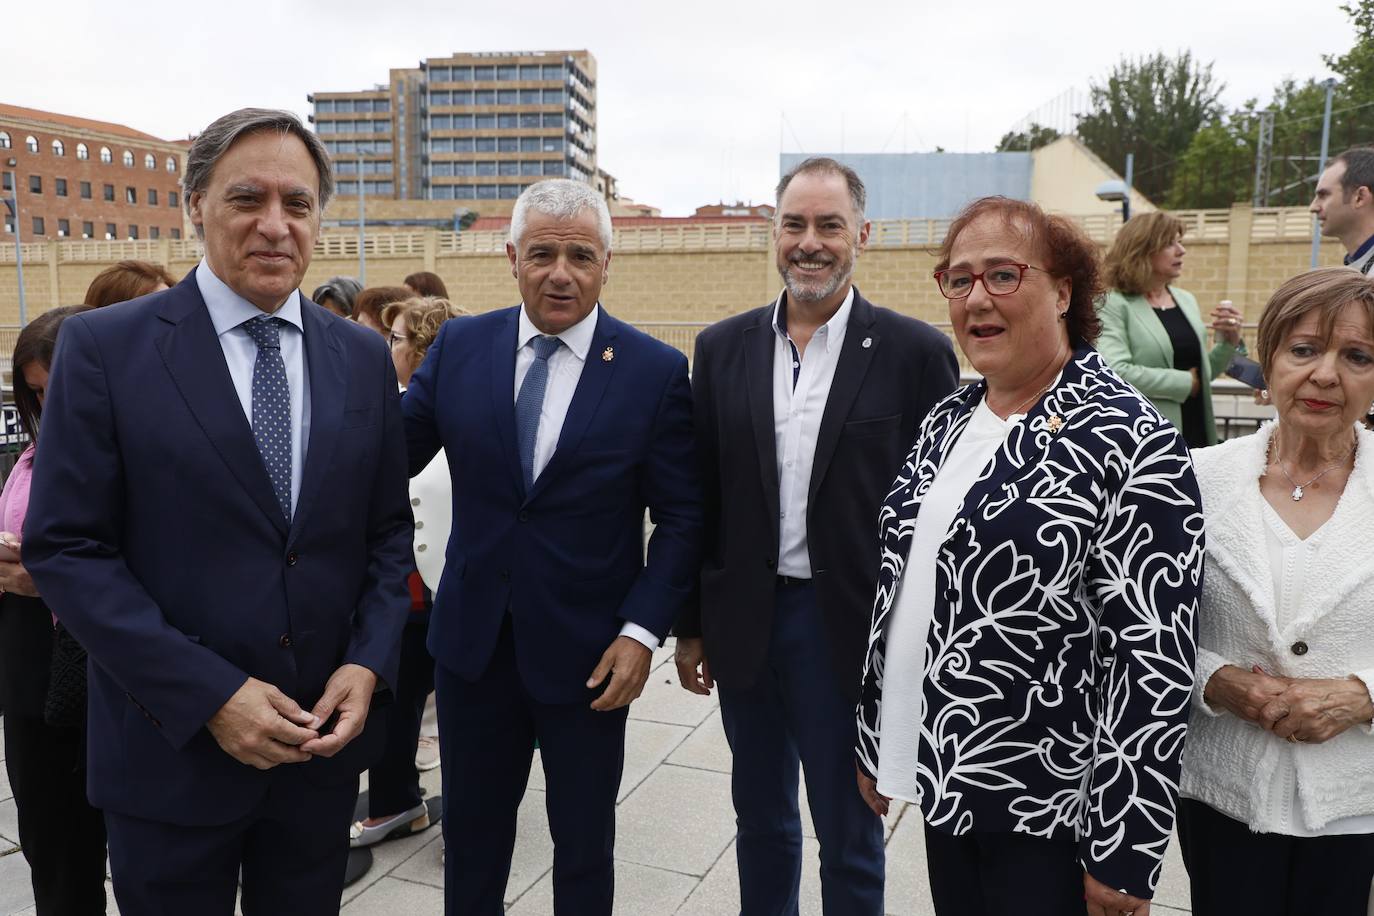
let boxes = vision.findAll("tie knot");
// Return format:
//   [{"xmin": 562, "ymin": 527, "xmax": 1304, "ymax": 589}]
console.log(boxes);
[
  {"xmin": 244, "ymin": 315, "xmax": 283, "ymax": 350},
  {"xmin": 532, "ymin": 335, "xmax": 561, "ymax": 360}
]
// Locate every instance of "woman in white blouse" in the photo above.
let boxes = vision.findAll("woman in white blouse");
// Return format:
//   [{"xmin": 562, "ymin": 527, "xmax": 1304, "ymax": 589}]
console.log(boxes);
[{"xmin": 1181, "ymin": 267, "xmax": 1374, "ymax": 915}]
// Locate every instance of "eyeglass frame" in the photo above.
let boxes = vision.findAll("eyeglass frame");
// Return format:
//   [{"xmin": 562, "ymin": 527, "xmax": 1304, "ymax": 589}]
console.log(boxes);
[{"xmin": 932, "ymin": 262, "xmax": 1051, "ymax": 299}]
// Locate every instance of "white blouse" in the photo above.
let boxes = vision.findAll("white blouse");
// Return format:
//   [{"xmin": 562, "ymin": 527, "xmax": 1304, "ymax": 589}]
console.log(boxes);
[{"xmin": 876, "ymin": 400, "xmax": 1020, "ymax": 803}]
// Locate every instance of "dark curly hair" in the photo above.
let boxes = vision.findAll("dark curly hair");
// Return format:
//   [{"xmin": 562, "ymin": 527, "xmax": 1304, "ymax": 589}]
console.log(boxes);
[{"xmin": 935, "ymin": 196, "xmax": 1103, "ymax": 347}]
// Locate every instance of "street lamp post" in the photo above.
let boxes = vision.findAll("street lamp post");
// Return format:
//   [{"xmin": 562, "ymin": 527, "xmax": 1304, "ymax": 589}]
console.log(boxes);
[
  {"xmin": 2, "ymin": 160, "xmax": 28, "ymax": 327},
  {"xmin": 1310, "ymin": 78, "xmax": 1338, "ymax": 269}
]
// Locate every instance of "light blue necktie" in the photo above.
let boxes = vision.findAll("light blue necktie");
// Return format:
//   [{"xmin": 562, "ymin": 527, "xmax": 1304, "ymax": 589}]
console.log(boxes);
[
  {"xmin": 243, "ymin": 315, "xmax": 293, "ymax": 522},
  {"xmin": 515, "ymin": 335, "xmax": 561, "ymax": 491}
]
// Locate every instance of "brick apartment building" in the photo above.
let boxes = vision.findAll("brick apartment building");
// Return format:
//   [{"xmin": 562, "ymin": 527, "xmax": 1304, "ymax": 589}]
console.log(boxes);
[{"xmin": 0, "ymin": 103, "xmax": 191, "ymax": 242}]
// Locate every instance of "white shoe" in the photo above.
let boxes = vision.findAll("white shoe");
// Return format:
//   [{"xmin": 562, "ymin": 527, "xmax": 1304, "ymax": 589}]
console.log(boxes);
[
  {"xmin": 415, "ymin": 735, "xmax": 441, "ymax": 772},
  {"xmin": 349, "ymin": 802, "xmax": 430, "ymax": 848}
]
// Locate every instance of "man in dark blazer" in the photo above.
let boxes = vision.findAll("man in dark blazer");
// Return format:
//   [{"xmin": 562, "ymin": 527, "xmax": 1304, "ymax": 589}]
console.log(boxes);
[
  {"xmin": 675, "ymin": 157, "xmax": 958, "ymax": 914},
  {"xmin": 22, "ymin": 109, "xmax": 414, "ymax": 915},
  {"xmin": 402, "ymin": 179, "xmax": 700, "ymax": 915}
]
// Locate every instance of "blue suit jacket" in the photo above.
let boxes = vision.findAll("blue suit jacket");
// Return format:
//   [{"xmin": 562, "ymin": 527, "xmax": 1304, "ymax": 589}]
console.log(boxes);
[
  {"xmin": 22, "ymin": 272, "xmax": 415, "ymax": 826},
  {"xmin": 403, "ymin": 306, "xmax": 701, "ymax": 703}
]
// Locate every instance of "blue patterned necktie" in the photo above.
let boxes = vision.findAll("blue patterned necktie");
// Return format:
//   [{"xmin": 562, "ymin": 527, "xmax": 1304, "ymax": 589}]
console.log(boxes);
[
  {"xmin": 243, "ymin": 315, "xmax": 293, "ymax": 522},
  {"xmin": 515, "ymin": 335, "xmax": 561, "ymax": 491}
]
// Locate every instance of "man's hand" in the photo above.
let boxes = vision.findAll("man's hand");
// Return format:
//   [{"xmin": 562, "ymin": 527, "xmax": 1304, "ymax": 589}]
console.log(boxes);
[
  {"xmin": 1260, "ymin": 675, "xmax": 1374, "ymax": 743},
  {"xmin": 1203, "ymin": 665, "xmax": 1288, "ymax": 724},
  {"xmin": 674, "ymin": 637, "xmax": 714, "ymax": 696},
  {"xmin": 299, "ymin": 663, "xmax": 378, "ymax": 758},
  {"xmin": 587, "ymin": 636, "xmax": 652, "ymax": 712},
  {"xmin": 856, "ymin": 763, "xmax": 889, "ymax": 818},
  {"xmin": 0, "ymin": 560, "xmax": 39, "ymax": 598},
  {"xmin": 1084, "ymin": 871, "xmax": 1150, "ymax": 915},
  {"xmin": 206, "ymin": 677, "xmax": 320, "ymax": 770}
]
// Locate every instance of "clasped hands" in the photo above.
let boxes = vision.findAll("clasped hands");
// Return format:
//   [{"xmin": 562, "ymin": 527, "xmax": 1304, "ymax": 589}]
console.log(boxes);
[
  {"xmin": 1204, "ymin": 664, "xmax": 1374, "ymax": 743},
  {"xmin": 206, "ymin": 663, "xmax": 377, "ymax": 770}
]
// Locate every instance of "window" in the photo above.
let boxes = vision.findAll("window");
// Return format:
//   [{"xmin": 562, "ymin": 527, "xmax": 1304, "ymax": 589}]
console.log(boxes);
[
  {"xmin": 122, "ymin": 150, "xmax": 134, "ymax": 167},
  {"xmin": 100, "ymin": 146, "xmax": 112, "ymax": 163},
  {"xmin": 168, "ymin": 190, "xmax": 178, "ymax": 207},
  {"xmin": 82, "ymin": 221, "xmax": 94, "ymax": 239},
  {"xmin": 497, "ymin": 137, "xmax": 519, "ymax": 152},
  {"xmin": 56, "ymin": 178, "xmax": 68, "ymax": 197},
  {"xmin": 431, "ymin": 161, "xmax": 453, "ymax": 177},
  {"xmin": 519, "ymin": 65, "xmax": 541, "ymax": 79},
  {"xmin": 475, "ymin": 137, "xmax": 496, "ymax": 152},
  {"xmin": 497, "ymin": 90, "xmax": 518, "ymax": 105},
  {"xmin": 170, "ymin": 228, "xmax": 181, "ymax": 240},
  {"xmin": 52, "ymin": 139, "xmax": 65, "ymax": 156},
  {"xmin": 144, "ymin": 153, "xmax": 155, "ymax": 169},
  {"xmin": 473, "ymin": 90, "xmax": 495, "ymax": 106},
  {"xmin": 103, "ymin": 183, "xmax": 115, "ymax": 201},
  {"xmin": 374, "ymin": 99, "xmax": 390, "ymax": 113},
  {"xmin": 453, "ymin": 184, "xmax": 475, "ymax": 198},
  {"xmin": 543, "ymin": 113, "xmax": 564, "ymax": 128},
  {"xmin": 1, "ymin": 173, "xmax": 9, "ymax": 191},
  {"xmin": 543, "ymin": 161, "xmax": 565, "ymax": 176},
  {"xmin": 430, "ymin": 90, "xmax": 450, "ymax": 106},
  {"xmin": 337, "ymin": 181, "xmax": 358, "ymax": 195},
  {"xmin": 520, "ymin": 161, "xmax": 542, "ymax": 176},
  {"xmin": 166, "ymin": 156, "xmax": 177, "ymax": 173},
  {"xmin": 454, "ymin": 161, "xmax": 477, "ymax": 177},
  {"xmin": 453, "ymin": 115, "xmax": 474, "ymax": 129},
  {"xmin": 0, "ymin": 131, "xmax": 10, "ymax": 149},
  {"xmin": 520, "ymin": 89, "xmax": 541, "ymax": 105},
  {"xmin": 29, "ymin": 175, "xmax": 41, "ymax": 193},
  {"xmin": 476, "ymin": 185, "xmax": 497, "ymax": 199},
  {"xmin": 374, "ymin": 121, "xmax": 389, "ymax": 134},
  {"xmin": 76, "ymin": 142, "xmax": 89, "ymax": 160},
  {"xmin": 80, "ymin": 181, "xmax": 91, "ymax": 199},
  {"xmin": 25, "ymin": 135, "xmax": 38, "ymax": 153},
  {"xmin": 476, "ymin": 161, "xmax": 497, "ymax": 176},
  {"xmin": 126, "ymin": 187, "xmax": 137, "ymax": 204},
  {"xmin": 473, "ymin": 66, "xmax": 494, "ymax": 81},
  {"xmin": 497, "ymin": 114, "xmax": 518, "ymax": 129},
  {"xmin": 543, "ymin": 137, "xmax": 565, "ymax": 152},
  {"xmin": 128, "ymin": 225, "xmax": 139, "ymax": 240},
  {"xmin": 428, "ymin": 66, "xmax": 450, "ymax": 82},
  {"xmin": 496, "ymin": 65, "xmax": 518, "ymax": 81},
  {"xmin": 58, "ymin": 218, "xmax": 70, "ymax": 236},
  {"xmin": 541, "ymin": 65, "xmax": 563, "ymax": 80},
  {"xmin": 450, "ymin": 66, "xmax": 472, "ymax": 81},
  {"xmin": 431, "ymin": 184, "xmax": 454, "ymax": 200},
  {"xmin": 316, "ymin": 99, "xmax": 334, "ymax": 114},
  {"xmin": 105, "ymin": 222, "xmax": 116, "ymax": 239},
  {"xmin": 543, "ymin": 89, "xmax": 564, "ymax": 104},
  {"xmin": 498, "ymin": 184, "xmax": 521, "ymax": 199},
  {"xmin": 148, "ymin": 188, "xmax": 158, "ymax": 205},
  {"xmin": 452, "ymin": 91, "xmax": 472, "ymax": 106},
  {"xmin": 317, "ymin": 120, "xmax": 336, "ymax": 135},
  {"xmin": 498, "ymin": 161, "xmax": 519, "ymax": 176},
  {"xmin": 474, "ymin": 114, "xmax": 496, "ymax": 130},
  {"xmin": 150, "ymin": 226, "xmax": 160, "ymax": 239},
  {"xmin": 519, "ymin": 113, "xmax": 541, "ymax": 128},
  {"xmin": 32, "ymin": 216, "xmax": 44, "ymax": 235},
  {"xmin": 430, "ymin": 115, "xmax": 451, "ymax": 130},
  {"xmin": 453, "ymin": 137, "xmax": 474, "ymax": 152},
  {"xmin": 520, "ymin": 137, "xmax": 541, "ymax": 152}
]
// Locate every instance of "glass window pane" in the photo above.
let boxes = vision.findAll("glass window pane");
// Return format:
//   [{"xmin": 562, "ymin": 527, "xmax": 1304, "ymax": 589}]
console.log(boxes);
[
  {"xmin": 543, "ymin": 161, "xmax": 565, "ymax": 176},
  {"xmin": 476, "ymin": 161, "xmax": 497, "ymax": 176},
  {"xmin": 431, "ymin": 115, "xmax": 451, "ymax": 130},
  {"xmin": 521, "ymin": 161, "xmax": 542, "ymax": 175},
  {"xmin": 429, "ymin": 66, "xmax": 450, "ymax": 82},
  {"xmin": 473, "ymin": 66, "xmax": 494, "ymax": 80},
  {"xmin": 453, "ymin": 137, "xmax": 474, "ymax": 152},
  {"xmin": 499, "ymin": 184, "xmax": 521, "ymax": 199},
  {"xmin": 454, "ymin": 115, "xmax": 474, "ymax": 129},
  {"xmin": 497, "ymin": 114, "xmax": 518, "ymax": 128},
  {"xmin": 496, "ymin": 65, "xmax": 517, "ymax": 81},
  {"xmin": 519, "ymin": 65, "xmax": 540, "ymax": 79},
  {"xmin": 543, "ymin": 89, "xmax": 564, "ymax": 104},
  {"xmin": 475, "ymin": 137, "xmax": 496, "ymax": 152},
  {"xmin": 474, "ymin": 90, "xmax": 495, "ymax": 105},
  {"xmin": 542, "ymin": 65, "xmax": 563, "ymax": 80},
  {"xmin": 476, "ymin": 185, "xmax": 497, "ymax": 199},
  {"xmin": 453, "ymin": 91, "xmax": 472, "ymax": 106},
  {"xmin": 451, "ymin": 66, "xmax": 472, "ymax": 81},
  {"xmin": 474, "ymin": 115, "xmax": 496, "ymax": 130},
  {"xmin": 520, "ymin": 113, "xmax": 541, "ymax": 128},
  {"xmin": 543, "ymin": 113, "xmax": 564, "ymax": 127},
  {"xmin": 498, "ymin": 138, "xmax": 518, "ymax": 152},
  {"xmin": 455, "ymin": 162, "xmax": 476, "ymax": 176},
  {"xmin": 497, "ymin": 90, "xmax": 517, "ymax": 105},
  {"xmin": 498, "ymin": 161, "xmax": 519, "ymax": 175}
]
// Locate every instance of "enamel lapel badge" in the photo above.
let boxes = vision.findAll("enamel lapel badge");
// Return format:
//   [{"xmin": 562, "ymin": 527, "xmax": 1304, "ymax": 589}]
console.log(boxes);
[
  {"xmin": 1046, "ymin": 414, "xmax": 1064, "ymax": 434},
  {"xmin": 602, "ymin": 347, "xmax": 615, "ymax": 362}
]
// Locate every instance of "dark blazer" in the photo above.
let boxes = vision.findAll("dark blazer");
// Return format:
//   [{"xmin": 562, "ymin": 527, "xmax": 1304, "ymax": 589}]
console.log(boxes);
[
  {"xmin": 676, "ymin": 289, "xmax": 958, "ymax": 699},
  {"xmin": 855, "ymin": 347, "xmax": 1204, "ymax": 899},
  {"xmin": 402, "ymin": 305, "xmax": 701, "ymax": 703},
  {"xmin": 22, "ymin": 272, "xmax": 415, "ymax": 827}
]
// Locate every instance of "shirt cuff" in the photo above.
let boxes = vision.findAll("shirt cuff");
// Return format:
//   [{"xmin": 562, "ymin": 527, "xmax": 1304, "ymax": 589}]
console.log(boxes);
[
  {"xmin": 618, "ymin": 621, "xmax": 660, "ymax": 651},
  {"xmin": 1352, "ymin": 669, "xmax": 1374, "ymax": 735},
  {"xmin": 1194, "ymin": 648, "xmax": 1231, "ymax": 718}
]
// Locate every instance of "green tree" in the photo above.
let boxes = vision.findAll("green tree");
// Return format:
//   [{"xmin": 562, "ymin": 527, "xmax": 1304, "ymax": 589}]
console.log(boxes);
[
  {"xmin": 1075, "ymin": 51, "xmax": 1225, "ymax": 203},
  {"xmin": 1325, "ymin": 0, "xmax": 1374, "ymax": 98},
  {"xmin": 995, "ymin": 123, "xmax": 1061, "ymax": 152}
]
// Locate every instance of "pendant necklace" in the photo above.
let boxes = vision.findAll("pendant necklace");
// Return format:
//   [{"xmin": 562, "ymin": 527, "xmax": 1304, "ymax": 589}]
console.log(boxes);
[{"xmin": 1271, "ymin": 437, "xmax": 1356, "ymax": 501}]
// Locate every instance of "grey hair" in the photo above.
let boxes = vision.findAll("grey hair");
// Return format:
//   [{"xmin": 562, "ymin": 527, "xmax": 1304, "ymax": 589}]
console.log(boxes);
[
  {"xmin": 310, "ymin": 275, "xmax": 363, "ymax": 315},
  {"xmin": 509, "ymin": 179, "xmax": 612, "ymax": 252},
  {"xmin": 775, "ymin": 157, "xmax": 867, "ymax": 225},
  {"xmin": 183, "ymin": 108, "xmax": 334, "ymax": 224}
]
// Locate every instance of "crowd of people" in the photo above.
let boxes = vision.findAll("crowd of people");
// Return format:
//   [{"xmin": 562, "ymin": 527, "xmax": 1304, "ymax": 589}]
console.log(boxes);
[{"xmin": 0, "ymin": 106, "xmax": 1371, "ymax": 916}]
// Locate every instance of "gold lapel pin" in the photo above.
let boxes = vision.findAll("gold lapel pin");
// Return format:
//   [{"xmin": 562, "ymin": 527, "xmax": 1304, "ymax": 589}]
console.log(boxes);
[
  {"xmin": 602, "ymin": 346, "xmax": 615, "ymax": 362},
  {"xmin": 1046, "ymin": 414, "xmax": 1064, "ymax": 433}
]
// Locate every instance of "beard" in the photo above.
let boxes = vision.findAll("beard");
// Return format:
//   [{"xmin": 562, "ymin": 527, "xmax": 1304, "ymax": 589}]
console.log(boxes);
[{"xmin": 781, "ymin": 252, "xmax": 855, "ymax": 304}]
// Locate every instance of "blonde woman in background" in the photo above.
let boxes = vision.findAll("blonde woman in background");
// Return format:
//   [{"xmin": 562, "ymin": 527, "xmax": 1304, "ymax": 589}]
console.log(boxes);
[{"xmin": 1098, "ymin": 211, "xmax": 1245, "ymax": 446}]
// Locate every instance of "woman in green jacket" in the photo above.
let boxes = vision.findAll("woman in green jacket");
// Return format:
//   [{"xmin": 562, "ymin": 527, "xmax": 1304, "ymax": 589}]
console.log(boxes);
[{"xmin": 1097, "ymin": 211, "xmax": 1245, "ymax": 446}]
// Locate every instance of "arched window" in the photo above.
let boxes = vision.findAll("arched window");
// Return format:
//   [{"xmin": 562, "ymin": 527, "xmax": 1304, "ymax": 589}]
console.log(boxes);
[
  {"xmin": 0, "ymin": 131, "xmax": 10, "ymax": 149},
  {"xmin": 25, "ymin": 135, "xmax": 39, "ymax": 153},
  {"xmin": 76, "ymin": 142, "xmax": 89, "ymax": 160},
  {"xmin": 52, "ymin": 139, "xmax": 65, "ymax": 156},
  {"xmin": 166, "ymin": 156, "xmax": 177, "ymax": 173},
  {"xmin": 100, "ymin": 146, "xmax": 112, "ymax": 163},
  {"xmin": 144, "ymin": 153, "xmax": 155, "ymax": 170},
  {"xmin": 122, "ymin": 150, "xmax": 134, "ymax": 167}
]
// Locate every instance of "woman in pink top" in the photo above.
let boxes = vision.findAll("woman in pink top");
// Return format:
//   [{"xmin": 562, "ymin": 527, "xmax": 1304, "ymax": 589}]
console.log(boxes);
[{"xmin": 0, "ymin": 305, "xmax": 108, "ymax": 915}]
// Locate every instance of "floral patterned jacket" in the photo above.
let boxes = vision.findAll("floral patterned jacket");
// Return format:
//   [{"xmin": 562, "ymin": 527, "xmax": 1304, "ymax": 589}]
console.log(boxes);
[{"xmin": 855, "ymin": 347, "xmax": 1203, "ymax": 898}]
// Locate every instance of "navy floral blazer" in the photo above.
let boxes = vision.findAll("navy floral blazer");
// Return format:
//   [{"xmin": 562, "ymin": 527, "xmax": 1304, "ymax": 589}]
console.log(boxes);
[{"xmin": 855, "ymin": 347, "xmax": 1204, "ymax": 898}]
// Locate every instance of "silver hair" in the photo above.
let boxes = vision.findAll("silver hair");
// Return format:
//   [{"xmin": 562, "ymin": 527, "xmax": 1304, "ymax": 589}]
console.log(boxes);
[
  {"xmin": 310, "ymin": 275, "xmax": 363, "ymax": 315},
  {"xmin": 182, "ymin": 108, "xmax": 334, "ymax": 225},
  {"xmin": 509, "ymin": 179, "xmax": 612, "ymax": 252}
]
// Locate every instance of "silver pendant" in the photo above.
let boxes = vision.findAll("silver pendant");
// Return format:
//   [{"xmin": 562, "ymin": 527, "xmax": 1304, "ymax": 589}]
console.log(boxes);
[{"xmin": 1291, "ymin": 486, "xmax": 1304, "ymax": 501}]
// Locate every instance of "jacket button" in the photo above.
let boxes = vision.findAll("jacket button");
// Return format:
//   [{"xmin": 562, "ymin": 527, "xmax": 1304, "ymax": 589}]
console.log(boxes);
[
  {"xmin": 279, "ymin": 634, "xmax": 292, "ymax": 648},
  {"xmin": 518, "ymin": 510, "xmax": 530, "ymax": 522},
  {"xmin": 944, "ymin": 588, "xmax": 957, "ymax": 601},
  {"xmin": 411, "ymin": 497, "xmax": 421, "ymax": 507},
  {"xmin": 500, "ymin": 570, "xmax": 510, "ymax": 582},
  {"xmin": 415, "ymin": 521, "xmax": 425, "ymax": 530},
  {"xmin": 417, "ymin": 544, "xmax": 427, "ymax": 552},
  {"xmin": 1291, "ymin": 640, "xmax": 1309, "ymax": 656},
  {"xmin": 765, "ymin": 558, "xmax": 776, "ymax": 569},
  {"xmin": 286, "ymin": 552, "xmax": 298, "ymax": 566}
]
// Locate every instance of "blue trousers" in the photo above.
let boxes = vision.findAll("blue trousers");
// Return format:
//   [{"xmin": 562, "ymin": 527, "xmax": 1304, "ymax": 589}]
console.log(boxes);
[{"xmin": 718, "ymin": 580, "xmax": 885, "ymax": 915}]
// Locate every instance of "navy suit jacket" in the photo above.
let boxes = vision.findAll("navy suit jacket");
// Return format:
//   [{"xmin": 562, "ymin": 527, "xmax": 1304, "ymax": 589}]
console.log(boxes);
[
  {"xmin": 403, "ymin": 305, "xmax": 701, "ymax": 704},
  {"xmin": 23, "ymin": 272, "xmax": 415, "ymax": 827}
]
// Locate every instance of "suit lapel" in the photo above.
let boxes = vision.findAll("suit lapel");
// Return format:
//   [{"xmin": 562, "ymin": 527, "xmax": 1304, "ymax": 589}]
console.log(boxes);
[
  {"xmin": 153, "ymin": 278, "xmax": 288, "ymax": 538},
  {"xmin": 287, "ymin": 303, "xmax": 343, "ymax": 547},
  {"xmin": 1127, "ymin": 293, "xmax": 1174, "ymax": 364},
  {"xmin": 744, "ymin": 311, "xmax": 781, "ymax": 526},
  {"xmin": 807, "ymin": 292, "xmax": 879, "ymax": 507},
  {"xmin": 489, "ymin": 309, "xmax": 523, "ymax": 494}
]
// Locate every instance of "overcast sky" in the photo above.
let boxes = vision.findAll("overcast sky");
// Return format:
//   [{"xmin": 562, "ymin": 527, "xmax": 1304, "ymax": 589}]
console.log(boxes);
[{"xmin": 8, "ymin": 0, "xmax": 1353, "ymax": 215}]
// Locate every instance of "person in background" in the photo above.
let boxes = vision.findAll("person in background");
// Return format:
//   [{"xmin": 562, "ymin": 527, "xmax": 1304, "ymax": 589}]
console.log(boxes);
[
  {"xmin": 311, "ymin": 276, "xmax": 362, "ymax": 319},
  {"xmin": 353, "ymin": 285, "xmax": 412, "ymax": 337},
  {"xmin": 349, "ymin": 295, "xmax": 465, "ymax": 849},
  {"xmin": 1311, "ymin": 147, "xmax": 1374, "ymax": 277},
  {"xmin": 1179, "ymin": 267, "xmax": 1374, "ymax": 916},
  {"xmin": 403, "ymin": 271, "xmax": 449, "ymax": 299},
  {"xmin": 1097, "ymin": 211, "xmax": 1244, "ymax": 447},
  {"xmin": 83, "ymin": 260, "xmax": 175, "ymax": 308},
  {"xmin": 0, "ymin": 305, "xmax": 108, "ymax": 916}
]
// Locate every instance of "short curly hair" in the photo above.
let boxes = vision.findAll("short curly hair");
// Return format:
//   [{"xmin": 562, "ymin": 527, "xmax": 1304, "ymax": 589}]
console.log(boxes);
[
  {"xmin": 935, "ymin": 196, "xmax": 1104, "ymax": 347},
  {"xmin": 381, "ymin": 296, "xmax": 469, "ymax": 362}
]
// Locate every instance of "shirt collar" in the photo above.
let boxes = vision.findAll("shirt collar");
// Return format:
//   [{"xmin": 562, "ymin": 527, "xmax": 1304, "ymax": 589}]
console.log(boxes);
[
  {"xmin": 771, "ymin": 286, "xmax": 855, "ymax": 354},
  {"xmin": 1345, "ymin": 233, "xmax": 1374, "ymax": 266},
  {"xmin": 517, "ymin": 302, "xmax": 599, "ymax": 362},
  {"xmin": 196, "ymin": 258, "xmax": 304, "ymax": 338}
]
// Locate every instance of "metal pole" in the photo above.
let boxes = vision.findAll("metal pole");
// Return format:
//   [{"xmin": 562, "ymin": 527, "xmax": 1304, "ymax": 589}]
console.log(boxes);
[
  {"xmin": 4, "ymin": 170, "xmax": 27, "ymax": 326},
  {"xmin": 357, "ymin": 154, "xmax": 367, "ymax": 285},
  {"xmin": 1310, "ymin": 78, "xmax": 1337, "ymax": 268},
  {"xmin": 1122, "ymin": 153, "xmax": 1134, "ymax": 223}
]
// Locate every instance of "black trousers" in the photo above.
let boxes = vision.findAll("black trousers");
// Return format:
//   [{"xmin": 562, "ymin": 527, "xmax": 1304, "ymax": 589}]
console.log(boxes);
[
  {"xmin": 2, "ymin": 712, "xmax": 108, "ymax": 915},
  {"xmin": 367, "ymin": 611, "xmax": 434, "ymax": 817},
  {"xmin": 1177, "ymin": 797, "xmax": 1374, "ymax": 916},
  {"xmin": 923, "ymin": 822, "xmax": 1084, "ymax": 916}
]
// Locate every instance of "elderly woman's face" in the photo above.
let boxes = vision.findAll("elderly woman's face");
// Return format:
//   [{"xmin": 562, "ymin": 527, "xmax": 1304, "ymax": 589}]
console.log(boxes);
[
  {"xmin": 1267, "ymin": 301, "xmax": 1374, "ymax": 438},
  {"xmin": 946, "ymin": 214, "xmax": 1071, "ymax": 385}
]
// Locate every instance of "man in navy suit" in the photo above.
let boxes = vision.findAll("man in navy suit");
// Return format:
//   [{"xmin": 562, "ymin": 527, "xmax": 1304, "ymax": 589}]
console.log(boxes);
[
  {"xmin": 23, "ymin": 109, "xmax": 414, "ymax": 915},
  {"xmin": 403, "ymin": 178, "xmax": 701, "ymax": 915}
]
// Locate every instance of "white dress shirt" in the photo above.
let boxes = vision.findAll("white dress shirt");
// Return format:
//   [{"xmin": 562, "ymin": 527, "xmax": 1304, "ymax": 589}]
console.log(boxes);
[
  {"xmin": 773, "ymin": 287, "xmax": 853, "ymax": 578},
  {"xmin": 196, "ymin": 259, "xmax": 310, "ymax": 514},
  {"xmin": 513, "ymin": 303, "xmax": 657, "ymax": 651}
]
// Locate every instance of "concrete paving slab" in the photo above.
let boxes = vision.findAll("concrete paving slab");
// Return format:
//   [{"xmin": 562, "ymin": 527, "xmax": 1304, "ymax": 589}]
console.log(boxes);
[
  {"xmin": 629, "ymin": 671, "xmax": 718, "ymax": 728},
  {"xmin": 508, "ymin": 859, "xmax": 698, "ymax": 915},
  {"xmin": 1152, "ymin": 831, "xmax": 1192, "ymax": 912},
  {"xmin": 0, "ymin": 851, "xmax": 34, "ymax": 915},
  {"xmin": 881, "ymin": 806, "xmax": 934, "ymax": 916},
  {"xmin": 617, "ymin": 764, "xmax": 735, "ymax": 877},
  {"xmin": 674, "ymin": 837, "xmax": 830, "ymax": 916},
  {"xmin": 665, "ymin": 708, "xmax": 732, "ymax": 774},
  {"xmin": 0, "ymin": 797, "xmax": 19, "ymax": 847},
  {"xmin": 340, "ymin": 876, "xmax": 444, "ymax": 915},
  {"xmin": 527, "ymin": 719, "xmax": 691, "ymax": 802},
  {"xmin": 386, "ymin": 831, "xmax": 445, "ymax": 890}
]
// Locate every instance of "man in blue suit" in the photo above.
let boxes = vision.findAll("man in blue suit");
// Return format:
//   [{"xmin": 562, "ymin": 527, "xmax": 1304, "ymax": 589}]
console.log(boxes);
[
  {"xmin": 22, "ymin": 109, "xmax": 414, "ymax": 915},
  {"xmin": 403, "ymin": 178, "xmax": 701, "ymax": 915}
]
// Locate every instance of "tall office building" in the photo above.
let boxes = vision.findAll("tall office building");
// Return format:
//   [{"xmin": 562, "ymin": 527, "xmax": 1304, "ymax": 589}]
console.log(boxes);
[{"xmin": 310, "ymin": 50, "xmax": 597, "ymax": 214}]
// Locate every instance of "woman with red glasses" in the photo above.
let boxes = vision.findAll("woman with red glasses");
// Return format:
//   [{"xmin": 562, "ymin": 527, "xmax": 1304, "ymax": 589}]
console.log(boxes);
[{"xmin": 854, "ymin": 196, "xmax": 1203, "ymax": 916}]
